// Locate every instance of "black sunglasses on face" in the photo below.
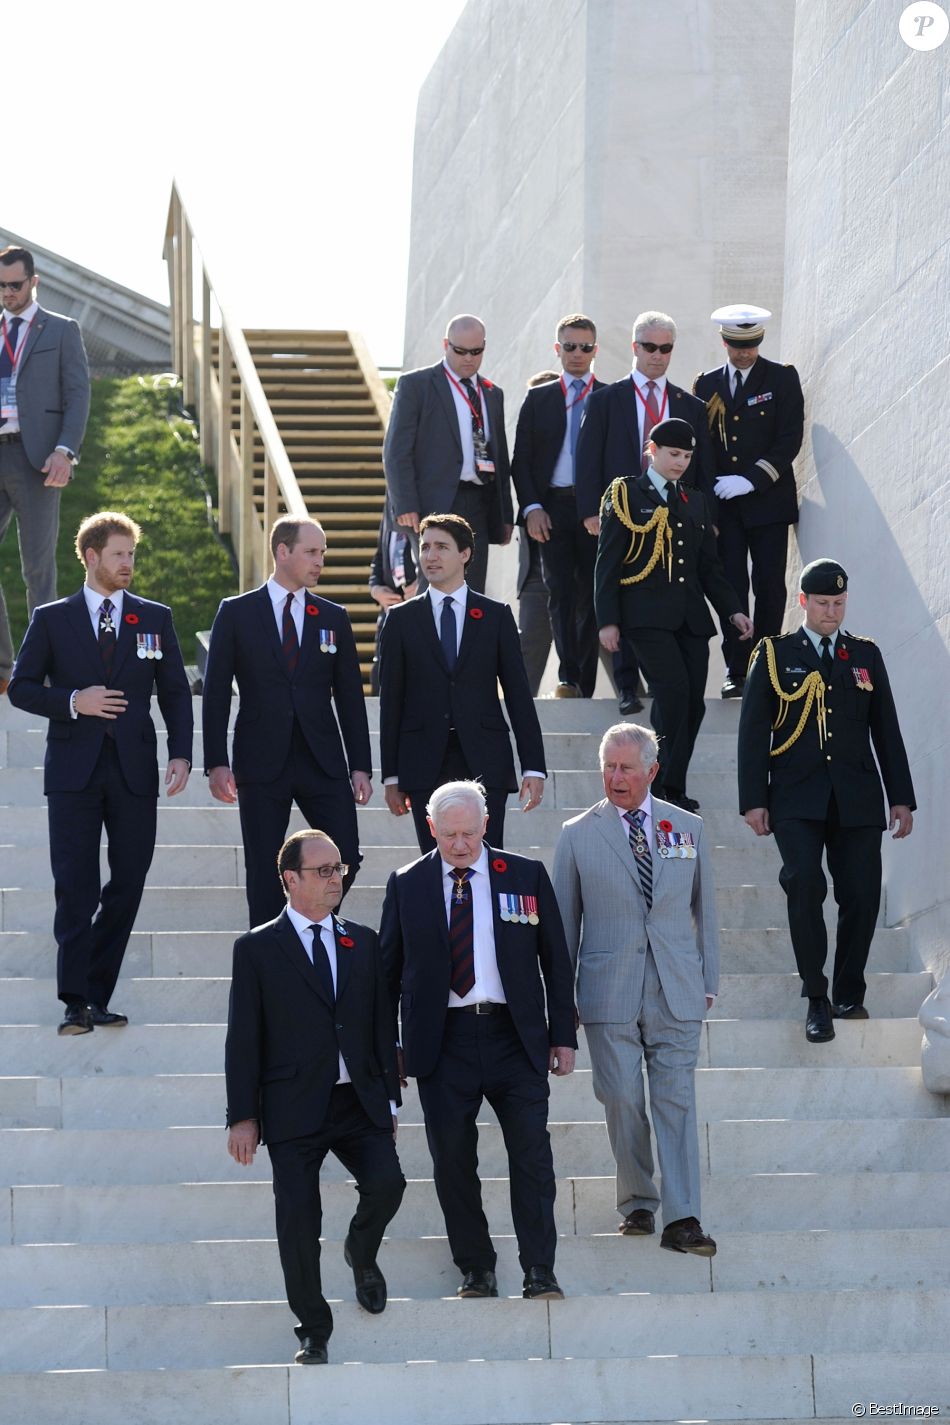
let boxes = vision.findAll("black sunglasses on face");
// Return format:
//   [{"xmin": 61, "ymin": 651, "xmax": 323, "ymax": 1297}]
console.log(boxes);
[
  {"xmin": 0, "ymin": 278, "xmax": 29, "ymax": 292},
  {"xmin": 448, "ymin": 344, "xmax": 485, "ymax": 357},
  {"xmin": 637, "ymin": 341, "xmax": 674, "ymax": 354},
  {"xmin": 560, "ymin": 341, "xmax": 596, "ymax": 353}
]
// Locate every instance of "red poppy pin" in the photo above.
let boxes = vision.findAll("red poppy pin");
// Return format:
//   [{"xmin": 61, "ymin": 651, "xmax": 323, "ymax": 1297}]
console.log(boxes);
[
  {"xmin": 338, "ymin": 934, "xmax": 354, "ymax": 948},
  {"xmin": 658, "ymin": 819, "xmax": 673, "ymax": 833},
  {"xmin": 469, "ymin": 607, "xmax": 484, "ymax": 620},
  {"xmin": 837, "ymin": 646, "xmax": 849, "ymax": 661},
  {"xmin": 491, "ymin": 857, "xmax": 507, "ymax": 873},
  {"xmin": 124, "ymin": 613, "xmax": 139, "ymax": 625},
  {"xmin": 306, "ymin": 604, "xmax": 319, "ymax": 616}
]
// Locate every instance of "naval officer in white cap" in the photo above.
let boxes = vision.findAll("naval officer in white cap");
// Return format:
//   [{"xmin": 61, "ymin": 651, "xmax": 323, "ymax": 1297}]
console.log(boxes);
[{"xmin": 692, "ymin": 305, "xmax": 804, "ymax": 699}]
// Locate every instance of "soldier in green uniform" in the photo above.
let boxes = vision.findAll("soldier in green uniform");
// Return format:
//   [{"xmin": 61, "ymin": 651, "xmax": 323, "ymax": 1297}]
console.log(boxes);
[
  {"xmin": 595, "ymin": 417, "xmax": 753, "ymax": 810},
  {"xmin": 737, "ymin": 559, "xmax": 916, "ymax": 1043}
]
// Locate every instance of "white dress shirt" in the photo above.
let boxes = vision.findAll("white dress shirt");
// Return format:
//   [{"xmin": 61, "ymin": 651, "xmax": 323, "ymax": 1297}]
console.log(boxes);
[
  {"xmin": 726, "ymin": 357, "xmax": 758, "ymax": 399},
  {"xmin": 442, "ymin": 845, "xmax": 507, "ymax": 1008},
  {"xmin": 0, "ymin": 300, "xmax": 38, "ymax": 433},
  {"xmin": 631, "ymin": 370, "xmax": 669, "ymax": 452},
  {"xmin": 267, "ymin": 577, "xmax": 305, "ymax": 642},
  {"xmin": 442, "ymin": 359, "xmax": 491, "ymax": 483},
  {"xmin": 427, "ymin": 582, "xmax": 467, "ymax": 653}
]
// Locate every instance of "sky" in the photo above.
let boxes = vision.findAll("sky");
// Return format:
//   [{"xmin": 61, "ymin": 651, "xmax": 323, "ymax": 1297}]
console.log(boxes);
[{"xmin": 18, "ymin": 0, "xmax": 467, "ymax": 367}]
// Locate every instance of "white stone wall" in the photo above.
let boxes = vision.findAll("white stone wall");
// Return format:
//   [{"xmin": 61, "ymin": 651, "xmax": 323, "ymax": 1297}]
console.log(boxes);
[
  {"xmin": 782, "ymin": 0, "xmax": 950, "ymax": 975},
  {"xmin": 402, "ymin": 0, "xmax": 796, "ymax": 454}
]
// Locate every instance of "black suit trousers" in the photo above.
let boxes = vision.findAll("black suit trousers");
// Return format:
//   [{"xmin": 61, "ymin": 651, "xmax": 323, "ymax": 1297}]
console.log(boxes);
[
  {"xmin": 237, "ymin": 722, "xmax": 360, "ymax": 928},
  {"xmin": 407, "ymin": 731, "xmax": 508, "ymax": 854},
  {"xmin": 627, "ymin": 627, "xmax": 709, "ymax": 795},
  {"xmin": 417, "ymin": 1009, "xmax": 556, "ymax": 1273},
  {"xmin": 772, "ymin": 795, "xmax": 882, "ymax": 1006},
  {"xmin": 717, "ymin": 515, "xmax": 789, "ymax": 677},
  {"xmin": 518, "ymin": 539, "xmax": 553, "ymax": 697},
  {"xmin": 48, "ymin": 739, "xmax": 157, "ymax": 1007},
  {"xmin": 539, "ymin": 492, "xmax": 599, "ymax": 695},
  {"xmin": 267, "ymin": 1084, "xmax": 405, "ymax": 1342}
]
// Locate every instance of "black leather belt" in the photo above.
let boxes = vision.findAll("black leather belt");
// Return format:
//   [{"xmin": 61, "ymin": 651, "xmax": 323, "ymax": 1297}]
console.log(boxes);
[
  {"xmin": 549, "ymin": 486, "xmax": 576, "ymax": 497},
  {"xmin": 0, "ymin": 432, "xmax": 22, "ymax": 444},
  {"xmin": 454, "ymin": 1002, "xmax": 509, "ymax": 1016}
]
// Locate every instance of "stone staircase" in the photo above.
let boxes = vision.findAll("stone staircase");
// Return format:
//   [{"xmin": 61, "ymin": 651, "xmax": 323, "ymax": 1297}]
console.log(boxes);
[{"xmin": 1, "ymin": 695, "xmax": 947, "ymax": 1425}]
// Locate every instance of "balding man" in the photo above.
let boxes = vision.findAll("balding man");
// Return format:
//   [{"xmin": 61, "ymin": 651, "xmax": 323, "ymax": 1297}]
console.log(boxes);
[
  {"xmin": 203, "ymin": 516, "xmax": 372, "ymax": 927},
  {"xmin": 383, "ymin": 315, "xmax": 514, "ymax": 592}
]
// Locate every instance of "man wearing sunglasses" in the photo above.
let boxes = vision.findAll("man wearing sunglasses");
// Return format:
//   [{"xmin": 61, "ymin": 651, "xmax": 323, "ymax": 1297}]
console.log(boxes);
[
  {"xmin": 576, "ymin": 312, "xmax": 716, "ymax": 715},
  {"xmin": 512, "ymin": 315, "xmax": 606, "ymax": 698},
  {"xmin": 383, "ymin": 314, "xmax": 514, "ymax": 593},
  {"xmin": 0, "ymin": 246, "xmax": 90, "ymax": 696}
]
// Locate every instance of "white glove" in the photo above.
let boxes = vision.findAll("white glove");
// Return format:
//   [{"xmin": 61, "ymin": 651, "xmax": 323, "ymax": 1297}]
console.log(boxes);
[{"xmin": 714, "ymin": 474, "xmax": 755, "ymax": 500}]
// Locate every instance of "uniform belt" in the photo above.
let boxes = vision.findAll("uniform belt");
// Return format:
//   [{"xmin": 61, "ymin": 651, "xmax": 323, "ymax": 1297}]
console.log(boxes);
[
  {"xmin": 549, "ymin": 486, "xmax": 575, "ymax": 497},
  {"xmin": 453, "ymin": 1001, "xmax": 509, "ymax": 1016},
  {"xmin": 0, "ymin": 431, "xmax": 22, "ymax": 444}
]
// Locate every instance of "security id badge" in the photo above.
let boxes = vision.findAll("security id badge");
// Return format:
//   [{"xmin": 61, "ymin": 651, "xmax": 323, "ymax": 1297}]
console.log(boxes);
[
  {"xmin": 473, "ymin": 426, "xmax": 496, "ymax": 479},
  {"xmin": 0, "ymin": 372, "xmax": 18, "ymax": 422}
]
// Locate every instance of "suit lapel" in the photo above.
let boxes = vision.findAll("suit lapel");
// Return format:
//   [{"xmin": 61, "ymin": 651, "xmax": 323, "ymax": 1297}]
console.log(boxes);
[
  {"xmin": 593, "ymin": 801, "xmax": 645, "ymax": 899},
  {"xmin": 636, "ymin": 471, "xmax": 665, "ymax": 510},
  {"xmin": 274, "ymin": 912, "xmax": 335, "ymax": 1009},
  {"xmin": 619, "ymin": 377, "xmax": 642, "ymax": 460},
  {"xmin": 434, "ymin": 365, "xmax": 463, "ymax": 454},
  {"xmin": 65, "ymin": 589, "xmax": 102, "ymax": 673},
  {"xmin": 254, "ymin": 585, "xmax": 286, "ymax": 674},
  {"xmin": 331, "ymin": 915, "xmax": 352, "ymax": 1003},
  {"xmin": 544, "ymin": 380, "xmax": 567, "ymax": 441},
  {"xmin": 15, "ymin": 307, "xmax": 46, "ymax": 372},
  {"xmin": 455, "ymin": 589, "xmax": 484, "ymax": 674},
  {"xmin": 297, "ymin": 589, "xmax": 319, "ymax": 673},
  {"xmin": 412, "ymin": 591, "xmax": 449, "ymax": 670},
  {"xmin": 425, "ymin": 851, "xmax": 451, "ymax": 959}
]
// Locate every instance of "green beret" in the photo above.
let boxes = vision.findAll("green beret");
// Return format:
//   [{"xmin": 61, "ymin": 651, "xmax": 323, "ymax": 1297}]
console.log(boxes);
[{"xmin": 800, "ymin": 558, "xmax": 848, "ymax": 594}]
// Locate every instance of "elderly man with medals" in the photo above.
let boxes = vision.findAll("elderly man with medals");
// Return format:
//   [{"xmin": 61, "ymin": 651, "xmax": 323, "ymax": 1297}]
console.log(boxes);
[
  {"xmin": 594, "ymin": 417, "xmax": 753, "ymax": 810},
  {"xmin": 737, "ymin": 558, "xmax": 916, "ymax": 1043}
]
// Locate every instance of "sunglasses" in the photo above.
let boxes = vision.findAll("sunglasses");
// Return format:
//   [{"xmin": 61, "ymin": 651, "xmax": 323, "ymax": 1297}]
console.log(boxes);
[
  {"xmin": 0, "ymin": 278, "xmax": 29, "ymax": 292},
  {"xmin": 560, "ymin": 340, "xmax": 596, "ymax": 353},
  {"xmin": 448, "ymin": 344, "xmax": 485, "ymax": 357},
  {"xmin": 637, "ymin": 341, "xmax": 674, "ymax": 354}
]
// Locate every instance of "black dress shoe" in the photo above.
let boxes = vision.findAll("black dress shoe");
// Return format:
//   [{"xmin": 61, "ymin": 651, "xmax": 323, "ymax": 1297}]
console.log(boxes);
[
  {"xmin": 619, "ymin": 1208, "xmax": 655, "ymax": 1236},
  {"xmin": 806, "ymin": 996, "xmax": 835, "ymax": 1042},
  {"xmin": 660, "ymin": 1216, "xmax": 717, "ymax": 1257},
  {"xmin": 457, "ymin": 1267, "xmax": 498, "ymax": 1298},
  {"xmin": 832, "ymin": 1003, "xmax": 870, "ymax": 1020},
  {"xmin": 522, "ymin": 1265, "xmax": 564, "ymax": 1300},
  {"xmin": 681, "ymin": 794, "xmax": 700, "ymax": 812},
  {"xmin": 618, "ymin": 691, "xmax": 644, "ymax": 715},
  {"xmin": 294, "ymin": 1335, "xmax": 328, "ymax": 1364},
  {"xmin": 344, "ymin": 1236, "xmax": 387, "ymax": 1313},
  {"xmin": 87, "ymin": 1004, "xmax": 129, "ymax": 1026},
  {"xmin": 720, "ymin": 675, "xmax": 745, "ymax": 699},
  {"xmin": 663, "ymin": 791, "xmax": 692, "ymax": 811},
  {"xmin": 58, "ymin": 1004, "xmax": 93, "ymax": 1036}
]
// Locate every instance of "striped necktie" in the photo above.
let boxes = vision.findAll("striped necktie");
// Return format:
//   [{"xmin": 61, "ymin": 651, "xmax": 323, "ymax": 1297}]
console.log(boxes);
[
  {"xmin": 449, "ymin": 868, "xmax": 476, "ymax": 997},
  {"xmin": 623, "ymin": 809, "xmax": 653, "ymax": 909},
  {"xmin": 282, "ymin": 591, "xmax": 300, "ymax": 674}
]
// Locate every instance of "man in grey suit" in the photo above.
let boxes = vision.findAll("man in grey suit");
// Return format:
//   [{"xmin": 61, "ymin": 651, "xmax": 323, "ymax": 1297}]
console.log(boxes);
[
  {"xmin": 0, "ymin": 245, "xmax": 90, "ymax": 692},
  {"xmin": 552, "ymin": 722, "xmax": 719, "ymax": 1256},
  {"xmin": 383, "ymin": 314, "xmax": 514, "ymax": 593}
]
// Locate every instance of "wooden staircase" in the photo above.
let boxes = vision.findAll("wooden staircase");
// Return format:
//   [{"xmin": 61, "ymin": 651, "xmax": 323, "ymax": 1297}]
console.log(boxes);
[{"xmin": 212, "ymin": 328, "xmax": 389, "ymax": 687}]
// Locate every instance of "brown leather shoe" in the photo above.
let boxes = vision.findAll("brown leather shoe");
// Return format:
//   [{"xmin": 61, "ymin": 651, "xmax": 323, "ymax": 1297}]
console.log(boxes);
[
  {"xmin": 660, "ymin": 1216, "xmax": 717, "ymax": 1257},
  {"xmin": 619, "ymin": 1208, "xmax": 655, "ymax": 1236}
]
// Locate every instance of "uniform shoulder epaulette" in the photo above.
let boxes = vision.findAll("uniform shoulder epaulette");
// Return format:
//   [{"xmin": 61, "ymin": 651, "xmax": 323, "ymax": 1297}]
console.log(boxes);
[{"xmin": 843, "ymin": 630, "xmax": 875, "ymax": 644}]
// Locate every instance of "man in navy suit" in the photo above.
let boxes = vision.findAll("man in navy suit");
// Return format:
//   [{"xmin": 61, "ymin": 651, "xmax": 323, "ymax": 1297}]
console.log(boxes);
[
  {"xmin": 383, "ymin": 314, "xmax": 514, "ymax": 593},
  {"xmin": 575, "ymin": 312, "xmax": 716, "ymax": 714},
  {"xmin": 203, "ymin": 516, "xmax": 372, "ymax": 928},
  {"xmin": 0, "ymin": 244, "xmax": 90, "ymax": 693},
  {"xmin": 512, "ymin": 316, "xmax": 605, "ymax": 698},
  {"xmin": 379, "ymin": 780, "xmax": 576, "ymax": 1300},
  {"xmin": 226, "ymin": 829, "xmax": 405, "ymax": 1364},
  {"xmin": 8, "ymin": 511, "xmax": 192, "ymax": 1035},
  {"xmin": 378, "ymin": 513, "xmax": 546, "ymax": 854}
]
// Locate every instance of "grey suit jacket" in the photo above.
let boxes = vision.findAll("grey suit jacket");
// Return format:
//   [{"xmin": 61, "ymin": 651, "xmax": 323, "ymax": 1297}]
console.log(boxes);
[
  {"xmin": 383, "ymin": 361, "xmax": 513, "ymax": 539},
  {"xmin": 552, "ymin": 796, "xmax": 719, "ymax": 1024},
  {"xmin": 12, "ymin": 305, "xmax": 90, "ymax": 471}
]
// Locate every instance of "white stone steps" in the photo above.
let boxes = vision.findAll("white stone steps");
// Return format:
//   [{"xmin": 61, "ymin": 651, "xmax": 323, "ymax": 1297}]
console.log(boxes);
[
  {"xmin": 0, "ymin": 972, "xmax": 930, "ymax": 1024},
  {"xmin": 0, "ymin": 923, "xmax": 914, "ymax": 979},
  {"xmin": 4, "ymin": 1063, "xmax": 942, "ymax": 1133},
  {"xmin": 0, "ymin": 881, "xmax": 883, "ymax": 933},
  {"xmin": 2, "ymin": 1227, "xmax": 948, "ymax": 1304}
]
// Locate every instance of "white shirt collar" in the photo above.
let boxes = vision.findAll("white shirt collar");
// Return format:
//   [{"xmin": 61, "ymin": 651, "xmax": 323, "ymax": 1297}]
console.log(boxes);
[
  {"xmin": 614, "ymin": 791, "xmax": 653, "ymax": 824},
  {"xmin": 428, "ymin": 583, "xmax": 468, "ymax": 610},
  {"xmin": 800, "ymin": 624, "xmax": 839, "ymax": 653},
  {"xmin": 267, "ymin": 576, "xmax": 305, "ymax": 607},
  {"xmin": 631, "ymin": 369, "xmax": 667, "ymax": 393},
  {"xmin": 3, "ymin": 300, "xmax": 38, "ymax": 331},
  {"xmin": 83, "ymin": 585, "xmax": 124, "ymax": 618},
  {"xmin": 441, "ymin": 844, "xmax": 489, "ymax": 879},
  {"xmin": 286, "ymin": 904, "xmax": 334, "ymax": 939},
  {"xmin": 727, "ymin": 358, "xmax": 758, "ymax": 382}
]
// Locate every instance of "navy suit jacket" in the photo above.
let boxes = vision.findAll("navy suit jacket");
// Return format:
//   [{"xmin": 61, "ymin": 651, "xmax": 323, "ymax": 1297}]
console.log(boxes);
[
  {"xmin": 511, "ymin": 375, "xmax": 606, "ymax": 515},
  {"xmin": 11, "ymin": 304, "xmax": 91, "ymax": 470},
  {"xmin": 383, "ymin": 362, "xmax": 514, "ymax": 539},
  {"xmin": 8, "ymin": 590, "xmax": 193, "ymax": 795},
  {"xmin": 575, "ymin": 376, "xmax": 716, "ymax": 521},
  {"xmin": 379, "ymin": 846, "xmax": 577, "ymax": 1079},
  {"xmin": 225, "ymin": 910, "xmax": 400, "ymax": 1145},
  {"xmin": 202, "ymin": 586, "xmax": 371, "ymax": 783},
  {"xmin": 377, "ymin": 589, "xmax": 545, "ymax": 792}
]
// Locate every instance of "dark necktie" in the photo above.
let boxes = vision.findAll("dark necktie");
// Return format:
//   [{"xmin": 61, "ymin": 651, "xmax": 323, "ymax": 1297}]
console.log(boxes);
[
  {"xmin": 732, "ymin": 370, "xmax": 744, "ymax": 406},
  {"xmin": 623, "ymin": 810, "xmax": 653, "ymax": 909},
  {"xmin": 98, "ymin": 598, "xmax": 117, "ymax": 678},
  {"xmin": 461, "ymin": 377, "xmax": 482, "ymax": 438},
  {"xmin": 820, "ymin": 635, "xmax": 834, "ymax": 675},
  {"xmin": 641, "ymin": 379, "xmax": 661, "ymax": 473},
  {"xmin": 0, "ymin": 317, "xmax": 22, "ymax": 429},
  {"xmin": 440, "ymin": 595, "xmax": 457, "ymax": 671},
  {"xmin": 662, "ymin": 481, "xmax": 675, "ymax": 508},
  {"xmin": 282, "ymin": 591, "xmax": 299, "ymax": 674},
  {"xmin": 449, "ymin": 868, "xmax": 476, "ymax": 997},
  {"xmin": 308, "ymin": 922, "xmax": 336, "ymax": 1002},
  {"xmin": 569, "ymin": 377, "xmax": 585, "ymax": 464}
]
